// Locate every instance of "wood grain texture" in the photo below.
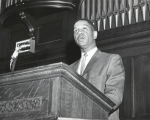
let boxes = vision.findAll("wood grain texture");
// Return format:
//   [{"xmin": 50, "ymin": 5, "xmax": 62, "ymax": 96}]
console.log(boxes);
[
  {"xmin": 134, "ymin": 55, "xmax": 150, "ymax": 118},
  {"xmin": 96, "ymin": 21, "xmax": 150, "ymax": 120},
  {"xmin": 0, "ymin": 62, "xmax": 114, "ymax": 120}
]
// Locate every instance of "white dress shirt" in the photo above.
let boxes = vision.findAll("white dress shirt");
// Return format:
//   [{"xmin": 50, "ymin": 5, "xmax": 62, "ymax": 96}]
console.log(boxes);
[{"xmin": 77, "ymin": 47, "xmax": 98, "ymax": 75}]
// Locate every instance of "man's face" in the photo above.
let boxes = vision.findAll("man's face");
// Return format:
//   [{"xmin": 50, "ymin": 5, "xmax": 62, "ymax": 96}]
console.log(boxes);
[{"xmin": 74, "ymin": 20, "xmax": 96, "ymax": 50}]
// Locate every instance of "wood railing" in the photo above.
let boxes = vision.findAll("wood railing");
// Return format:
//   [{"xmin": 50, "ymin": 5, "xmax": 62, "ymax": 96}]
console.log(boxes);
[
  {"xmin": 0, "ymin": 0, "xmax": 79, "ymax": 24},
  {"xmin": 1, "ymin": 0, "xmax": 75, "ymax": 9},
  {"xmin": 0, "ymin": 0, "xmax": 78, "ymax": 14}
]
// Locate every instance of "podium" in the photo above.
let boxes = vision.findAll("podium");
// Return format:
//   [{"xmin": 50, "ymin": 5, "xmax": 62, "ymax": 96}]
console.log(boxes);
[{"xmin": 0, "ymin": 62, "xmax": 115, "ymax": 120}]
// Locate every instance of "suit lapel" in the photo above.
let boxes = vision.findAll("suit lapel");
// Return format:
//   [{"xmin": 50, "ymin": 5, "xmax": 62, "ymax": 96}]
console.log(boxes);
[
  {"xmin": 72, "ymin": 60, "xmax": 79, "ymax": 72},
  {"xmin": 82, "ymin": 50, "xmax": 101, "ymax": 75}
]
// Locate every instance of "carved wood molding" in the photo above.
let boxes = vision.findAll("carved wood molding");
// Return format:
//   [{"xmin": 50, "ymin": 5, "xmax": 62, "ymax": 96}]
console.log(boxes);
[
  {"xmin": 0, "ymin": 0, "xmax": 79, "ymax": 24},
  {"xmin": 0, "ymin": 62, "xmax": 115, "ymax": 112},
  {"xmin": 97, "ymin": 21, "xmax": 150, "ymax": 56}
]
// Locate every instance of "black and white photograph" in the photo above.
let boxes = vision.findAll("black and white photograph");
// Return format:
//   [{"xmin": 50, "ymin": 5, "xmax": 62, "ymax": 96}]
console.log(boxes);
[{"xmin": 0, "ymin": 0, "xmax": 150, "ymax": 120}]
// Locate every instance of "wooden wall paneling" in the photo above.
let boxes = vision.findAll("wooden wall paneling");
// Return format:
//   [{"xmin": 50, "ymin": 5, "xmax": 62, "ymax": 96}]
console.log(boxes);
[
  {"xmin": 119, "ymin": 57, "xmax": 133, "ymax": 119},
  {"xmin": 16, "ymin": 10, "xmax": 76, "ymax": 70},
  {"xmin": 131, "ymin": 57, "xmax": 136, "ymax": 118},
  {"xmin": 0, "ymin": 9, "xmax": 77, "ymax": 73},
  {"xmin": 0, "ymin": 25, "xmax": 11, "ymax": 74},
  {"xmin": 134, "ymin": 54, "xmax": 150, "ymax": 118},
  {"xmin": 15, "ymin": 11, "xmax": 67, "ymax": 69},
  {"xmin": 96, "ymin": 20, "xmax": 150, "ymax": 120},
  {"xmin": 97, "ymin": 21, "xmax": 150, "ymax": 57},
  {"xmin": 0, "ymin": 25, "xmax": 10, "ymax": 58}
]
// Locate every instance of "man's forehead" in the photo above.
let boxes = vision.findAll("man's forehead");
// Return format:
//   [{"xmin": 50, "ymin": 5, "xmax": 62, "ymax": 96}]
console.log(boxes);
[{"xmin": 74, "ymin": 20, "xmax": 90, "ymax": 28}]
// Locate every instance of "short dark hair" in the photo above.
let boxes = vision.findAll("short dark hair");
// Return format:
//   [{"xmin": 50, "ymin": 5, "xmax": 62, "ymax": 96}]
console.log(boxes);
[{"xmin": 75, "ymin": 19, "xmax": 97, "ymax": 31}]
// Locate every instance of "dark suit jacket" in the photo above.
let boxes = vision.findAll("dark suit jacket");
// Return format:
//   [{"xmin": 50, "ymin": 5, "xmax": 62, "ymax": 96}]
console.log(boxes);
[{"xmin": 70, "ymin": 50, "xmax": 125, "ymax": 120}]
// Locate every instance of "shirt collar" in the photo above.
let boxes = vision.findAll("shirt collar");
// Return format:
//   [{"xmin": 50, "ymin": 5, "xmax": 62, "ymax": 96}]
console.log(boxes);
[{"xmin": 81, "ymin": 47, "xmax": 98, "ymax": 56}]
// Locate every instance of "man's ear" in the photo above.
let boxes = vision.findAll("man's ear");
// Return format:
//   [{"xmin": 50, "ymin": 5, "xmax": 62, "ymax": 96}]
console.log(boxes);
[{"xmin": 93, "ymin": 31, "xmax": 98, "ymax": 39}]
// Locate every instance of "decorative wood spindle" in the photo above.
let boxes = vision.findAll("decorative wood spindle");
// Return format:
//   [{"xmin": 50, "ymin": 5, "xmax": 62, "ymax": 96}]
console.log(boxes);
[
  {"xmin": 91, "ymin": 0, "xmax": 96, "ymax": 20},
  {"xmin": 97, "ymin": 0, "xmax": 104, "ymax": 31},
  {"xmin": 128, "ymin": 0, "xmax": 136, "ymax": 24},
  {"xmin": 81, "ymin": 0, "xmax": 85, "ymax": 18},
  {"xmin": 142, "ymin": 0, "xmax": 150, "ymax": 21},
  {"xmin": 0, "ymin": 0, "xmax": 1, "ymax": 14},
  {"xmin": 108, "ymin": 0, "xmax": 116, "ymax": 28},
  {"xmin": 114, "ymin": 0, "xmax": 123, "ymax": 27},
  {"xmin": 86, "ymin": 0, "xmax": 90, "ymax": 19}
]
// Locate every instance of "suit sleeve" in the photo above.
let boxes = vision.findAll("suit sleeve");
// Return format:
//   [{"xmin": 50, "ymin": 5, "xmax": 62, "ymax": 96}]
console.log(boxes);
[{"xmin": 104, "ymin": 54, "xmax": 125, "ymax": 108}]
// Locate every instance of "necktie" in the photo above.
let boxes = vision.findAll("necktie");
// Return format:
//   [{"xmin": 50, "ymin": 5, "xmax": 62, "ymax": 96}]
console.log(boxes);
[{"xmin": 78, "ymin": 53, "xmax": 87, "ymax": 75}]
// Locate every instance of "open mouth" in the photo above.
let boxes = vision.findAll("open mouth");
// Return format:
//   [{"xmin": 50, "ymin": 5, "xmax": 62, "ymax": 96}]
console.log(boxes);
[{"xmin": 77, "ymin": 33, "xmax": 86, "ymax": 41}]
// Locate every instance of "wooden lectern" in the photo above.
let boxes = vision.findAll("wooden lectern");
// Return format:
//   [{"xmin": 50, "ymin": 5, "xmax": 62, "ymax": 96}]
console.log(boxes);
[{"xmin": 0, "ymin": 62, "xmax": 115, "ymax": 120}]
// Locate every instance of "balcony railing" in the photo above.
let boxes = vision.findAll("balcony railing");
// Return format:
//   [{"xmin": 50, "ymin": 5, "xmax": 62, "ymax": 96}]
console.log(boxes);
[
  {"xmin": 0, "ymin": 0, "xmax": 79, "ymax": 24},
  {"xmin": 0, "ymin": 0, "xmax": 78, "ymax": 12}
]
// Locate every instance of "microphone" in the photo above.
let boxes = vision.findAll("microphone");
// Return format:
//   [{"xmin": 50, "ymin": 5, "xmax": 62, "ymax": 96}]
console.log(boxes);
[{"xmin": 10, "ymin": 38, "xmax": 35, "ymax": 72}]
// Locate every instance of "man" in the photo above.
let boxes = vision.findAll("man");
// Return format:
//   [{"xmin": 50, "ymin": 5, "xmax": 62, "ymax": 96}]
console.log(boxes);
[{"xmin": 70, "ymin": 19, "xmax": 125, "ymax": 120}]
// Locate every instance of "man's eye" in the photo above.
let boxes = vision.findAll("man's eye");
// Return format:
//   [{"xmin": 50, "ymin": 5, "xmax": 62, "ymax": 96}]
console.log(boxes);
[
  {"xmin": 83, "ymin": 27, "xmax": 88, "ymax": 30},
  {"xmin": 74, "ymin": 30, "xmax": 77, "ymax": 33}
]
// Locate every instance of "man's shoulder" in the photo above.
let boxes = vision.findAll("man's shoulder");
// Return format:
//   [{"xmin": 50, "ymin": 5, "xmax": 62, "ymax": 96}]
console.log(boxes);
[
  {"xmin": 97, "ymin": 50, "xmax": 123, "ymax": 64},
  {"xmin": 98, "ymin": 50, "xmax": 121, "ymax": 59}
]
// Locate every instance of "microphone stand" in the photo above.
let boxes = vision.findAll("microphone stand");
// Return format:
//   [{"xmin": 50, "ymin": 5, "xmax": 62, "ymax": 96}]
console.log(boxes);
[{"xmin": 10, "ymin": 46, "xmax": 20, "ymax": 72}]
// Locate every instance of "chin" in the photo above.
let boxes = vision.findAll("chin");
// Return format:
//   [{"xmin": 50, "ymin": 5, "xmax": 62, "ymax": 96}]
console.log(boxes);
[
  {"xmin": 79, "ymin": 44, "xmax": 87, "ymax": 48},
  {"xmin": 78, "ymin": 42, "xmax": 86, "ymax": 46},
  {"xmin": 78, "ymin": 40, "xmax": 87, "ymax": 44}
]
